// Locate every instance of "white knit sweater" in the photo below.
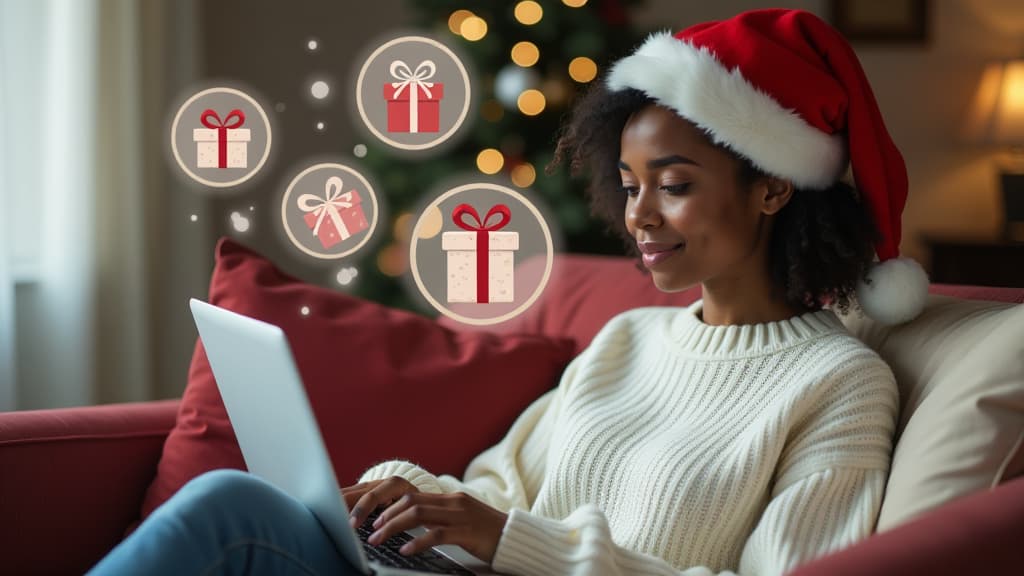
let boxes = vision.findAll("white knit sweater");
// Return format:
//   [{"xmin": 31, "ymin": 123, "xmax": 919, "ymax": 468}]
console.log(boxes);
[{"xmin": 359, "ymin": 300, "xmax": 899, "ymax": 575}]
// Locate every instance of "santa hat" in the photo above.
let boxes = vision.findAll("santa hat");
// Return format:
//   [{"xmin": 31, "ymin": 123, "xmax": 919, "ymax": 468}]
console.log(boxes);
[{"xmin": 606, "ymin": 9, "xmax": 929, "ymax": 325}]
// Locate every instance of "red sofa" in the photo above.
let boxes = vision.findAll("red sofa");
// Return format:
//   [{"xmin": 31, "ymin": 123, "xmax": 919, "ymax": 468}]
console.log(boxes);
[{"xmin": 1, "ymin": 253, "xmax": 1022, "ymax": 575}]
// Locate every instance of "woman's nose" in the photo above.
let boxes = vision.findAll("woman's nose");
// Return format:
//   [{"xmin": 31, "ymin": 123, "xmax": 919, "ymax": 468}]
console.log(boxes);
[{"xmin": 626, "ymin": 187, "xmax": 662, "ymax": 230}]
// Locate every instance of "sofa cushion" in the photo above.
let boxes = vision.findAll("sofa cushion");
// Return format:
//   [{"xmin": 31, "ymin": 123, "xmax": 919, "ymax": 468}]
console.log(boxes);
[
  {"xmin": 138, "ymin": 238, "xmax": 577, "ymax": 521},
  {"xmin": 836, "ymin": 295, "xmax": 1024, "ymax": 531}
]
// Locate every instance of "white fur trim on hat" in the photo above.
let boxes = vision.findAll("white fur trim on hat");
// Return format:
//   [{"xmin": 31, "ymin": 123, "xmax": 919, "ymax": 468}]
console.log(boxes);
[
  {"xmin": 606, "ymin": 31, "xmax": 846, "ymax": 190},
  {"xmin": 855, "ymin": 257, "xmax": 929, "ymax": 325}
]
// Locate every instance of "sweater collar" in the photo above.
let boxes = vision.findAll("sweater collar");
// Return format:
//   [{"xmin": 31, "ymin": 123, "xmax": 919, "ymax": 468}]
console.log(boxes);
[{"xmin": 668, "ymin": 299, "xmax": 847, "ymax": 357}]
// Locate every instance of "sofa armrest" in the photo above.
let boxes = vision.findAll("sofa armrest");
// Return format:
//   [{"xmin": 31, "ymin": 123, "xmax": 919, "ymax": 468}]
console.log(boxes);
[
  {"xmin": 788, "ymin": 475, "xmax": 1024, "ymax": 575},
  {"xmin": 0, "ymin": 399, "xmax": 179, "ymax": 575}
]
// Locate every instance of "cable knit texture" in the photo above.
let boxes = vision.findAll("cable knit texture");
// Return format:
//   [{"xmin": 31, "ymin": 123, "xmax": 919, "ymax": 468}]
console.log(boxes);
[{"xmin": 359, "ymin": 300, "xmax": 899, "ymax": 575}]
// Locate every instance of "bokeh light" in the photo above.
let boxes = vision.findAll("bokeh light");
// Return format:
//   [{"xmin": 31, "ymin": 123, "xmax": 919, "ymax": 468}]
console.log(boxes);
[
  {"xmin": 542, "ymin": 76, "xmax": 572, "ymax": 107},
  {"xmin": 481, "ymin": 99, "xmax": 505, "ymax": 122},
  {"xmin": 514, "ymin": 1, "xmax": 543, "ymax": 25},
  {"xmin": 511, "ymin": 163, "xmax": 537, "ymax": 187},
  {"xmin": 377, "ymin": 244, "xmax": 407, "ymax": 277},
  {"xmin": 394, "ymin": 212, "xmax": 414, "ymax": 243},
  {"xmin": 476, "ymin": 148, "xmax": 505, "ymax": 174},
  {"xmin": 448, "ymin": 9, "xmax": 475, "ymax": 36},
  {"xmin": 563, "ymin": 0, "xmax": 588, "ymax": 7},
  {"xmin": 310, "ymin": 80, "xmax": 330, "ymax": 99},
  {"xmin": 568, "ymin": 57, "xmax": 598, "ymax": 82},
  {"xmin": 460, "ymin": 16, "xmax": 488, "ymax": 41},
  {"xmin": 511, "ymin": 41, "xmax": 540, "ymax": 67},
  {"xmin": 517, "ymin": 89, "xmax": 546, "ymax": 116},
  {"xmin": 307, "ymin": 38, "xmax": 319, "ymax": 51},
  {"xmin": 336, "ymin": 267, "xmax": 359, "ymax": 286},
  {"xmin": 230, "ymin": 211, "xmax": 250, "ymax": 233},
  {"xmin": 353, "ymin": 144, "xmax": 368, "ymax": 158}
]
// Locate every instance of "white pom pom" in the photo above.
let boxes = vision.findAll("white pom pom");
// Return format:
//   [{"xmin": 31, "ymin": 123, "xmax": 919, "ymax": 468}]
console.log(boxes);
[{"xmin": 856, "ymin": 257, "xmax": 930, "ymax": 325}]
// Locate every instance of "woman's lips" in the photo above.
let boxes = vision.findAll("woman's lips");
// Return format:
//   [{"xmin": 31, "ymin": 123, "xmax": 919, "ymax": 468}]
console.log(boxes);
[{"xmin": 638, "ymin": 242, "xmax": 684, "ymax": 268}]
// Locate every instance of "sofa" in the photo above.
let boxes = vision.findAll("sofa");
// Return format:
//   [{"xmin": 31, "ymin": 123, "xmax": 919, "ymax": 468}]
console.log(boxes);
[{"xmin": 1, "ymin": 238, "xmax": 1022, "ymax": 575}]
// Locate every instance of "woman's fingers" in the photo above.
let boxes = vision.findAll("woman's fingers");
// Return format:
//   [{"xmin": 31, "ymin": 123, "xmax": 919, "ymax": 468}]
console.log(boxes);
[
  {"xmin": 362, "ymin": 491, "xmax": 508, "ymax": 563},
  {"xmin": 367, "ymin": 499, "xmax": 451, "ymax": 547},
  {"xmin": 341, "ymin": 480, "xmax": 382, "ymax": 513},
  {"xmin": 397, "ymin": 524, "xmax": 469, "ymax": 557},
  {"xmin": 347, "ymin": 476, "xmax": 418, "ymax": 528}
]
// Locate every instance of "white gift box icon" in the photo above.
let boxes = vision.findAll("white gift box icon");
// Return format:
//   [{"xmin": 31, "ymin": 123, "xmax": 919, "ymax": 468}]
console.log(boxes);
[{"xmin": 193, "ymin": 108, "xmax": 250, "ymax": 169}]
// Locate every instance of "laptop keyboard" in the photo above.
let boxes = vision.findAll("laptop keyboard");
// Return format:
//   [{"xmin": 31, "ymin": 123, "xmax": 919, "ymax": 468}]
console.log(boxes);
[{"xmin": 356, "ymin": 509, "xmax": 475, "ymax": 575}]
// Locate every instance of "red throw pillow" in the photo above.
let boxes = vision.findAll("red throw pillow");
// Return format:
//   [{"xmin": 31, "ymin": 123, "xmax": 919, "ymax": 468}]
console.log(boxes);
[{"xmin": 138, "ymin": 237, "xmax": 576, "ymax": 521}]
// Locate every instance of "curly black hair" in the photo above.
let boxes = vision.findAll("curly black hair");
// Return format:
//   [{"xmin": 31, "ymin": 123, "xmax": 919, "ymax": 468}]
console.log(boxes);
[{"xmin": 549, "ymin": 83, "xmax": 881, "ymax": 316}]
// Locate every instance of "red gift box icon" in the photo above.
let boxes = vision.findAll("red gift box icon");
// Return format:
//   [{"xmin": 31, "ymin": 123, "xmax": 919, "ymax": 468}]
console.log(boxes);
[
  {"xmin": 298, "ymin": 176, "xmax": 369, "ymax": 249},
  {"xmin": 384, "ymin": 59, "xmax": 443, "ymax": 133}
]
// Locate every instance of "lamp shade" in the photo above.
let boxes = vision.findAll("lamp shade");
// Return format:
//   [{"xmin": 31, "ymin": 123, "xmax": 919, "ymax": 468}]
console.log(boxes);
[{"xmin": 965, "ymin": 60, "xmax": 1024, "ymax": 145}]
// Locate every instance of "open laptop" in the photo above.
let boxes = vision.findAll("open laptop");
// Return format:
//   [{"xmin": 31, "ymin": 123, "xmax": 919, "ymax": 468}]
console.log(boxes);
[{"xmin": 189, "ymin": 298, "xmax": 503, "ymax": 576}]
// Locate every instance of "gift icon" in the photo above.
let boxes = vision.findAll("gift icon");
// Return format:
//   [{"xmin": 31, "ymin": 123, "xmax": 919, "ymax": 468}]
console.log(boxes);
[
  {"xmin": 298, "ymin": 176, "xmax": 369, "ymax": 249},
  {"xmin": 193, "ymin": 109, "xmax": 249, "ymax": 169},
  {"xmin": 442, "ymin": 204, "xmax": 518, "ymax": 304},
  {"xmin": 384, "ymin": 60, "xmax": 443, "ymax": 133}
]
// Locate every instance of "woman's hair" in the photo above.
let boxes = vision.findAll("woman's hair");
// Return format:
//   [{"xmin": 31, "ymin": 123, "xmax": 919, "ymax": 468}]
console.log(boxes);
[{"xmin": 549, "ymin": 83, "xmax": 881, "ymax": 316}]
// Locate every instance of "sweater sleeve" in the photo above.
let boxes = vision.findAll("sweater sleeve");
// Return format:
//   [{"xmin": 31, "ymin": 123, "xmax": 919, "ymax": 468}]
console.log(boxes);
[
  {"xmin": 490, "ymin": 466, "xmax": 888, "ymax": 576},
  {"xmin": 356, "ymin": 351, "xmax": 582, "ymax": 511}
]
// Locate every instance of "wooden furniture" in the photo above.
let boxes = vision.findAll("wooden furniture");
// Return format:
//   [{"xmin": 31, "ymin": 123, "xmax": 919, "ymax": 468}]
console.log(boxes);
[{"xmin": 921, "ymin": 234, "xmax": 1024, "ymax": 288}]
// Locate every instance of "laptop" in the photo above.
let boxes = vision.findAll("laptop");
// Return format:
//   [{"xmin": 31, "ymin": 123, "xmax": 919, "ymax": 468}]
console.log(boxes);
[{"xmin": 189, "ymin": 298, "xmax": 504, "ymax": 576}]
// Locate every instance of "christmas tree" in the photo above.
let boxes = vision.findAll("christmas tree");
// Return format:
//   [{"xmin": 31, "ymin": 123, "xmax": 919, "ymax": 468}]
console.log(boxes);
[{"xmin": 354, "ymin": 0, "xmax": 645, "ymax": 313}]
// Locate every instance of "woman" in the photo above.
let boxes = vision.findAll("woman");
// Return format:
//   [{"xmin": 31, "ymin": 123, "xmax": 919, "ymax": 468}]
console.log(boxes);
[{"xmin": 90, "ymin": 8, "xmax": 928, "ymax": 576}]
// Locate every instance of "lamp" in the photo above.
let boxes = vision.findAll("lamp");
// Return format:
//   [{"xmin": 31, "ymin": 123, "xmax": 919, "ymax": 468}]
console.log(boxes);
[{"xmin": 965, "ymin": 59, "xmax": 1024, "ymax": 241}]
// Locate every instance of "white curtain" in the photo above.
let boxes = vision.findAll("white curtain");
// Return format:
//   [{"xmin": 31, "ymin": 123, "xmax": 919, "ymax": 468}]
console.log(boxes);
[
  {"xmin": 0, "ymin": 3, "xmax": 14, "ymax": 410},
  {"xmin": 0, "ymin": 0, "xmax": 205, "ymax": 410},
  {"xmin": 1, "ymin": 0, "xmax": 99, "ymax": 409}
]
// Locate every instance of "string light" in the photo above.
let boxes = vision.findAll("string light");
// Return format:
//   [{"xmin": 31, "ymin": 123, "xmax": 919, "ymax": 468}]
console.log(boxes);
[
  {"xmin": 476, "ymin": 148, "xmax": 505, "ymax": 174},
  {"xmin": 514, "ymin": 1, "xmax": 543, "ymax": 25},
  {"xmin": 448, "ymin": 9, "xmax": 475, "ymax": 36},
  {"xmin": 569, "ymin": 56, "xmax": 598, "ymax": 82},
  {"xmin": 517, "ymin": 89, "xmax": 546, "ymax": 116},
  {"xmin": 460, "ymin": 16, "xmax": 488, "ymax": 41},
  {"xmin": 511, "ymin": 41, "xmax": 540, "ymax": 67},
  {"xmin": 511, "ymin": 163, "xmax": 537, "ymax": 187}
]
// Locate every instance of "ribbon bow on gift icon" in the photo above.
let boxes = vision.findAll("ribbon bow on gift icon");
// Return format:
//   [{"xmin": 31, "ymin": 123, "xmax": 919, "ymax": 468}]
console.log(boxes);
[
  {"xmin": 452, "ymin": 203, "xmax": 512, "ymax": 304},
  {"xmin": 298, "ymin": 176, "xmax": 358, "ymax": 243},
  {"xmin": 389, "ymin": 59, "xmax": 436, "ymax": 133},
  {"xmin": 199, "ymin": 108, "xmax": 246, "ymax": 169}
]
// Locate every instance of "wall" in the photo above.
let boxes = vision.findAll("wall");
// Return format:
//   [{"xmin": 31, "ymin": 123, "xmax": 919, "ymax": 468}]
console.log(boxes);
[
  {"xmin": 632, "ymin": 0, "xmax": 1024, "ymax": 264},
  {"xmin": 18, "ymin": 1, "xmax": 1012, "ymax": 407}
]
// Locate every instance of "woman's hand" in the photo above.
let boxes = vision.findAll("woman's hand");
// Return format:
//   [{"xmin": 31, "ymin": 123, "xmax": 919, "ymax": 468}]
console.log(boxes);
[
  {"xmin": 343, "ymin": 476, "xmax": 420, "ymax": 529},
  {"xmin": 367, "ymin": 490, "xmax": 509, "ymax": 564}
]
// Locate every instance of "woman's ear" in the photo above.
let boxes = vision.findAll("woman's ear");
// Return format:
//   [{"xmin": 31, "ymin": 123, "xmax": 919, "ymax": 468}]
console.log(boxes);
[{"xmin": 759, "ymin": 177, "xmax": 794, "ymax": 216}]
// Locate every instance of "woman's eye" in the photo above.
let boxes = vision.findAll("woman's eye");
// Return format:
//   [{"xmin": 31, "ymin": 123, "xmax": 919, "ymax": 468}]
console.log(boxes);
[
  {"xmin": 617, "ymin": 185, "xmax": 639, "ymax": 197},
  {"xmin": 660, "ymin": 183, "xmax": 691, "ymax": 194}
]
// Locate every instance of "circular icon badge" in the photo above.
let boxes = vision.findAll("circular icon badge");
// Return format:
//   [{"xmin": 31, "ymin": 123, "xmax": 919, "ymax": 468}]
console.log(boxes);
[
  {"xmin": 281, "ymin": 163, "xmax": 379, "ymax": 259},
  {"xmin": 356, "ymin": 35, "xmax": 471, "ymax": 151},
  {"xmin": 410, "ymin": 183, "xmax": 553, "ymax": 326},
  {"xmin": 170, "ymin": 87, "xmax": 272, "ymax": 188}
]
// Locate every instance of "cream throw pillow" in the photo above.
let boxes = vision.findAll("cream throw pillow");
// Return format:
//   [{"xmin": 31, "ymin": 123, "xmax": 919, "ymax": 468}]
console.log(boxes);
[{"xmin": 836, "ymin": 294, "xmax": 1024, "ymax": 532}]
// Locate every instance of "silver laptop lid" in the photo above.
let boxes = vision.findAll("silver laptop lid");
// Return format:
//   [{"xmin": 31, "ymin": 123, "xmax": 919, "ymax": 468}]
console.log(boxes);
[{"xmin": 188, "ymin": 298, "xmax": 371, "ymax": 574}]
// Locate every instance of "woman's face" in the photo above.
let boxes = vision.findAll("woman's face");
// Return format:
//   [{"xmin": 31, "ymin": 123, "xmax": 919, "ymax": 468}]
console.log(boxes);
[{"xmin": 619, "ymin": 104, "xmax": 768, "ymax": 293}]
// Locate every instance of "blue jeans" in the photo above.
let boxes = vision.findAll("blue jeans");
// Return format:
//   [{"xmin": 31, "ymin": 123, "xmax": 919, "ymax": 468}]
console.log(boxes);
[{"xmin": 87, "ymin": 469, "xmax": 363, "ymax": 575}]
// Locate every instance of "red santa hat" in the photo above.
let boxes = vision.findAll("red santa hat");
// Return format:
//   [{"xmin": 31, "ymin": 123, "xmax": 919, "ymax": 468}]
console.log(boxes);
[{"xmin": 606, "ymin": 9, "xmax": 929, "ymax": 325}]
